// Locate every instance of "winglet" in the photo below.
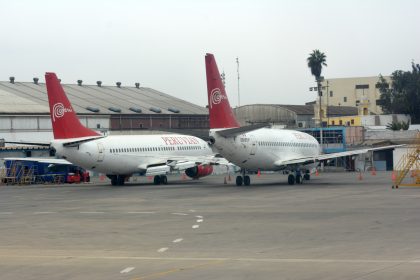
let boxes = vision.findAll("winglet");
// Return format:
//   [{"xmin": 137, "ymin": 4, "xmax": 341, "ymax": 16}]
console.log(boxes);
[
  {"xmin": 45, "ymin": 72, "xmax": 100, "ymax": 139},
  {"xmin": 205, "ymin": 53, "xmax": 240, "ymax": 129}
]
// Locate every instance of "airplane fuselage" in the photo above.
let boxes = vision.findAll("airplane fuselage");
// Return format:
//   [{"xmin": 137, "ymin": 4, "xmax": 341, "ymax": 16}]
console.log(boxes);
[
  {"xmin": 210, "ymin": 128, "xmax": 320, "ymax": 171},
  {"xmin": 51, "ymin": 134, "xmax": 213, "ymax": 175}
]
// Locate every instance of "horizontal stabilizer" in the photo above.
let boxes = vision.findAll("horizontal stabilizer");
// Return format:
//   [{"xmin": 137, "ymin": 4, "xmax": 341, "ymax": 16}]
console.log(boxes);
[
  {"xmin": 62, "ymin": 136, "xmax": 105, "ymax": 147},
  {"xmin": 4, "ymin": 141, "xmax": 50, "ymax": 147},
  {"xmin": 215, "ymin": 123, "xmax": 270, "ymax": 137}
]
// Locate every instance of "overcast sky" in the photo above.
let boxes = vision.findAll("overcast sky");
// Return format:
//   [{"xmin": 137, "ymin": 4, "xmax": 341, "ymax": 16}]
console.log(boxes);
[{"xmin": 1, "ymin": 0, "xmax": 419, "ymax": 107}]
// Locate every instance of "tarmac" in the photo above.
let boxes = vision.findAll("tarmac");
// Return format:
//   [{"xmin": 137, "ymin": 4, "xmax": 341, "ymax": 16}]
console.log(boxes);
[{"xmin": 1, "ymin": 171, "xmax": 420, "ymax": 280}]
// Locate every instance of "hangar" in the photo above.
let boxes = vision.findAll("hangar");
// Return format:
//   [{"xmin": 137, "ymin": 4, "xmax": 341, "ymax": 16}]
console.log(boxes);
[{"xmin": 0, "ymin": 77, "xmax": 209, "ymax": 143}]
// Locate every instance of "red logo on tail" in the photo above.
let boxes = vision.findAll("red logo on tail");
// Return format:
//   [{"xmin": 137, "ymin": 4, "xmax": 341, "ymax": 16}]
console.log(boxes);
[{"xmin": 210, "ymin": 88, "xmax": 226, "ymax": 108}]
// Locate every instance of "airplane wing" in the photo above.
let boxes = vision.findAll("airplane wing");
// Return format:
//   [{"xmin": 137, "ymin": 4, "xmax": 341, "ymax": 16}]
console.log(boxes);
[
  {"xmin": 132, "ymin": 154, "xmax": 229, "ymax": 176},
  {"xmin": 274, "ymin": 145, "xmax": 403, "ymax": 167}
]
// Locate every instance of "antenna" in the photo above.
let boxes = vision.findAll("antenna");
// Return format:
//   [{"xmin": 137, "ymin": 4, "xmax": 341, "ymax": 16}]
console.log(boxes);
[
  {"xmin": 221, "ymin": 70, "xmax": 226, "ymax": 87},
  {"xmin": 236, "ymin": 57, "xmax": 240, "ymax": 107}
]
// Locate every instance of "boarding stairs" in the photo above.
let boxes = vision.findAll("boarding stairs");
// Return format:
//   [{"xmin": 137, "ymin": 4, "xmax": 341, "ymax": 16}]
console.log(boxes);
[{"xmin": 393, "ymin": 131, "xmax": 420, "ymax": 188}]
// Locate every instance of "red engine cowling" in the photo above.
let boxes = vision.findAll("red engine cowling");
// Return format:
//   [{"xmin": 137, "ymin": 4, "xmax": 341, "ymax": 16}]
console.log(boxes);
[{"xmin": 185, "ymin": 164, "xmax": 213, "ymax": 179}]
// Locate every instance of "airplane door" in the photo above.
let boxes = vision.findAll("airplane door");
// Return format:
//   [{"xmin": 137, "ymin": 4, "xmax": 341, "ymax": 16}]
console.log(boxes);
[
  {"xmin": 97, "ymin": 142, "xmax": 105, "ymax": 162},
  {"xmin": 250, "ymin": 136, "xmax": 257, "ymax": 155}
]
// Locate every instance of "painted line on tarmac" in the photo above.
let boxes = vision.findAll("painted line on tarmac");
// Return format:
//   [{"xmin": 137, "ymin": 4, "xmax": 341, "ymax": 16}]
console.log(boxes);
[
  {"xmin": 33, "ymin": 212, "xmax": 56, "ymax": 214},
  {"xmin": 192, "ymin": 225, "xmax": 199, "ymax": 229},
  {"xmin": 120, "ymin": 267, "xmax": 135, "ymax": 274},
  {"xmin": 79, "ymin": 211, "xmax": 105, "ymax": 214},
  {"xmin": 0, "ymin": 212, "xmax": 13, "ymax": 215},
  {"xmin": 171, "ymin": 213, "xmax": 188, "ymax": 216},
  {"xmin": 196, "ymin": 219, "xmax": 203, "ymax": 223},
  {"xmin": 189, "ymin": 209, "xmax": 196, "ymax": 212},
  {"xmin": 172, "ymin": 238, "xmax": 183, "ymax": 243},
  {"xmin": 157, "ymin": 247, "xmax": 169, "ymax": 253},
  {"xmin": 126, "ymin": 211, "xmax": 156, "ymax": 214},
  {"xmin": 195, "ymin": 215, "xmax": 203, "ymax": 218},
  {"xmin": 2, "ymin": 254, "xmax": 420, "ymax": 264}
]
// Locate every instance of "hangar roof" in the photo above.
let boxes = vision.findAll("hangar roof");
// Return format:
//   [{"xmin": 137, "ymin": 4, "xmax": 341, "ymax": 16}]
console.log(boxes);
[
  {"xmin": 0, "ymin": 81, "xmax": 207, "ymax": 115},
  {"xmin": 238, "ymin": 104, "xmax": 358, "ymax": 116}
]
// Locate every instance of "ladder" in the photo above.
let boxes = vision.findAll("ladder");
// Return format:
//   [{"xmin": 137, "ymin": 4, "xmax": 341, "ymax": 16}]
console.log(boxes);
[{"xmin": 393, "ymin": 131, "xmax": 420, "ymax": 188}]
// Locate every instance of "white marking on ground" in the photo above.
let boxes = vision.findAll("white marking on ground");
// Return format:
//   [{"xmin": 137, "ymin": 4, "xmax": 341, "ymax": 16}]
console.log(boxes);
[
  {"xmin": 196, "ymin": 219, "xmax": 203, "ymax": 223},
  {"xmin": 3, "ymin": 254, "xmax": 419, "ymax": 264},
  {"xmin": 189, "ymin": 209, "xmax": 196, "ymax": 212},
  {"xmin": 79, "ymin": 212, "xmax": 105, "ymax": 214},
  {"xmin": 0, "ymin": 212, "xmax": 13, "ymax": 215},
  {"xmin": 33, "ymin": 212, "xmax": 55, "ymax": 214},
  {"xmin": 192, "ymin": 225, "xmax": 199, "ymax": 229},
  {"xmin": 173, "ymin": 238, "xmax": 183, "ymax": 243},
  {"xmin": 157, "ymin": 247, "xmax": 169, "ymax": 253},
  {"xmin": 126, "ymin": 211, "xmax": 156, "ymax": 214},
  {"xmin": 195, "ymin": 215, "xmax": 203, "ymax": 218},
  {"xmin": 171, "ymin": 212, "xmax": 188, "ymax": 216},
  {"xmin": 120, "ymin": 267, "xmax": 135, "ymax": 274}
]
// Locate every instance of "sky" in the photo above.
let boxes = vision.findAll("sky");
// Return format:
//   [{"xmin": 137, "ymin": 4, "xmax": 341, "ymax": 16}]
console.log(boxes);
[{"xmin": 1, "ymin": 0, "xmax": 419, "ymax": 107}]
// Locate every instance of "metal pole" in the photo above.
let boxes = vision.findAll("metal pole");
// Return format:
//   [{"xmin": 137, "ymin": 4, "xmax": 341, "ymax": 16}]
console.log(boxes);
[
  {"xmin": 236, "ymin": 57, "xmax": 240, "ymax": 107},
  {"xmin": 317, "ymin": 78, "xmax": 323, "ymax": 150}
]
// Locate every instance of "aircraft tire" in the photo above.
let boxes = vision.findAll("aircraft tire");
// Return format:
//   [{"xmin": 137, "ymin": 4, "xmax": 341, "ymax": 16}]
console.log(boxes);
[
  {"xmin": 117, "ymin": 175, "xmax": 125, "ymax": 186},
  {"xmin": 296, "ymin": 174, "xmax": 302, "ymax": 184},
  {"xmin": 236, "ymin": 176, "xmax": 243, "ymax": 186},
  {"xmin": 110, "ymin": 176, "xmax": 117, "ymax": 186},
  {"xmin": 153, "ymin": 175, "xmax": 161, "ymax": 185},
  {"xmin": 288, "ymin": 174, "xmax": 295, "ymax": 185},
  {"xmin": 244, "ymin": 175, "xmax": 251, "ymax": 186},
  {"xmin": 160, "ymin": 175, "xmax": 168, "ymax": 185},
  {"xmin": 304, "ymin": 173, "xmax": 310, "ymax": 181}
]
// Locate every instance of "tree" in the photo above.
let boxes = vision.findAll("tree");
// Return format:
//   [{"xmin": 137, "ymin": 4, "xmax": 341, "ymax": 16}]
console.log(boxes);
[
  {"xmin": 307, "ymin": 50, "xmax": 327, "ymax": 126},
  {"xmin": 377, "ymin": 62, "xmax": 420, "ymax": 123},
  {"xmin": 386, "ymin": 121, "xmax": 410, "ymax": 131}
]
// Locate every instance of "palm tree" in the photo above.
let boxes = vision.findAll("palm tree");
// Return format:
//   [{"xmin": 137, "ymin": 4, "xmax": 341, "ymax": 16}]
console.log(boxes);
[{"xmin": 307, "ymin": 50, "xmax": 327, "ymax": 127}]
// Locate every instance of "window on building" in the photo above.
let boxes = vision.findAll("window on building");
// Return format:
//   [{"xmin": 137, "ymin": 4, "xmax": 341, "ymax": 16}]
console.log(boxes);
[
  {"xmin": 332, "ymin": 120, "xmax": 335, "ymax": 125},
  {"xmin": 355, "ymin": 84, "xmax": 369, "ymax": 89},
  {"xmin": 351, "ymin": 119, "xmax": 354, "ymax": 125},
  {"xmin": 344, "ymin": 97, "xmax": 347, "ymax": 102},
  {"xmin": 339, "ymin": 120, "xmax": 343, "ymax": 125},
  {"xmin": 96, "ymin": 124, "xmax": 101, "ymax": 129},
  {"xmin": 329, "ymin": 91, "xmax": 333, "ymax": 97}
]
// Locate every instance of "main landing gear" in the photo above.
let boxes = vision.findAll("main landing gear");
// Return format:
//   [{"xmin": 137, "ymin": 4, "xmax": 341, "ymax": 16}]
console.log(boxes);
[
  {"xmin": 108, "ymin": 175, "xmax": 127, "ymax": 186},
  {"xmin": 236, "ymin": 170, "xmax": 251, "ymax": 186},
  {"xmin": 153, "ymin": 175, "xmax": 168, "ymax": 185},
  {"xmin": 287, "ymin": 171, "xmax": 310, "ymax": 185}
]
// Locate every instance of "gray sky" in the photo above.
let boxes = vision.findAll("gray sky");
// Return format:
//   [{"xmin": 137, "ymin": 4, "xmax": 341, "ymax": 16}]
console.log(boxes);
[{"xmin": 1, "ymin": 0, "xmax": 419, "ymax": 107}]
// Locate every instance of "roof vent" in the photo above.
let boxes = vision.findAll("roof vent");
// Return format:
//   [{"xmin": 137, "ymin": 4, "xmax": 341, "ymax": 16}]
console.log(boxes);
[
  {"xmin": 149, "ymin": 107, "xmax": 162, "ymax": 113},
  {"xmin": 77, "ymin": 80, "xmax": 83, "ymax": 86},
  {"xmin": 135, "ymin": 82, "xmax": 140, "ymax": 89},
  {"xmin": 108, "ymin": 107, "xmax": 122, "ymax": 113},
  {"xmin": 168, "ymin": 107, "xmax": 180, "ymax": 113},
  {"xmin": 96, "ymin": 81, "xmax": 102, "ymax": 87},
  {"xmin": 33, "ymin": 77, "xmax": 39, "ymax": 85},
  {"xmin": 86, "ymin": 106, "xmax": 100, "ymax": 113},
  {"xmin": 116, "ymin": 82, "xmax": 121, "ymax": 88},
  {"xmin": 129, "ymin": 107, "xmax": 142, "ymax": 113},
  {"xmin": 9, "ymin": 77, "xmax": 15, "ymax": 84}
]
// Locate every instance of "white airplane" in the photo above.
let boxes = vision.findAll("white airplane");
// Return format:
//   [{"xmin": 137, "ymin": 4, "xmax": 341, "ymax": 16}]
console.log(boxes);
[
  {"xmin": 205, "ymin": 53, "xmax": 399, "ymax": 186},
  {"xmin": 35, "ymin": 72, "xmax": 222, "ymax": 186}
]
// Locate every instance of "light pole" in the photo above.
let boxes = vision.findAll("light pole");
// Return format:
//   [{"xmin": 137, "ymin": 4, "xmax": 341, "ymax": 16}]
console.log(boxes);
[
  {"xmin": 317, "ymin": 76, "xmax": 324, "ymax": 148},
  {"xmin": 236, "ymin": 57, "xmax": 240, "ymax": 107}
]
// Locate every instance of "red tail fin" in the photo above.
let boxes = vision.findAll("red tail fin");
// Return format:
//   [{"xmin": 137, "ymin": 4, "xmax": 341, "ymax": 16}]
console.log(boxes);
[
  {"xmin": 45, "ymin": 72, "xmax": 100, "ymax": 139},
  {"xmin": 205, "ymin": 53, "xmax": 240, "ymax": 129}
]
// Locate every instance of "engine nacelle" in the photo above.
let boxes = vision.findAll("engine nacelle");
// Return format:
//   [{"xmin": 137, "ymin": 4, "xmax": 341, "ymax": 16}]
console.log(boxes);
[{"xmin": 185, "ymin": 164, "xmax": 213, "ymax": 179}]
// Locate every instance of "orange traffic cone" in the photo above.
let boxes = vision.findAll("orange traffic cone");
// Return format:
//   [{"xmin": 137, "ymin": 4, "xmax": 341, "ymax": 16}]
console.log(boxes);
[
  {"xmin": 358, "ymin": 172, "xmax": 363, "ymax": 180},
  {"xmin": 99, "ymin": 174, "xmax": 105, "ymax": 181},
  {"xmin": 257, "ymin": 169, "xmax": 261, "ymax": 177},
  {"xmin": 315, "ymin": 169, "xmax": 319, "ymax": 176},
  {"xmin": 371, "ymin": 167, "xmax": 376, "ymax": 176},
  {"xmin": 391, "ymin": 171, "xmax": 396, "ymax": 181}
]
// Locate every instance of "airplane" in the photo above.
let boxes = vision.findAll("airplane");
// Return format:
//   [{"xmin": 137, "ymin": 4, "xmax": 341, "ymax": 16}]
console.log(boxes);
[
  {"xmin": 205, "ymin": 53, "xmax": 399, "ymax": 186},
  {"xmin": 19, "ymin": 72, "xmax": 224, "ymax": 186}
]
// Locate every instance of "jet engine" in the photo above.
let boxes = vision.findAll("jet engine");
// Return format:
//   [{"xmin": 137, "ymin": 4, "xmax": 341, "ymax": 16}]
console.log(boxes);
[{"xmin": 185, "ymin": 164, "xmax": 213, "ymax": 179}]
